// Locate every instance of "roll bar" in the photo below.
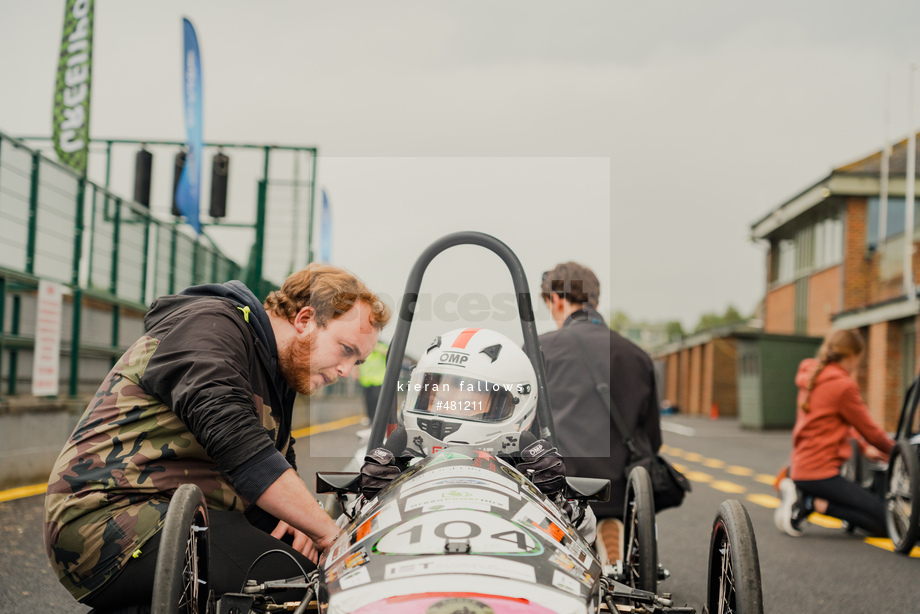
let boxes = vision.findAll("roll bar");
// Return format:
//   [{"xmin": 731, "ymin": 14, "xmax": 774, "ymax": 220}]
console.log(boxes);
[{"xmin": 366, "ymin": 231, "xmax": 556, "ymax": 452}]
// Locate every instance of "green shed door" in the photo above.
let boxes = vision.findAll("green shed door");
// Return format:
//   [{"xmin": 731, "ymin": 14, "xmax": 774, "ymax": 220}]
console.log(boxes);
[{"xmin": 736, "ymin": 339, "xmax": 763, "ymax": 428}]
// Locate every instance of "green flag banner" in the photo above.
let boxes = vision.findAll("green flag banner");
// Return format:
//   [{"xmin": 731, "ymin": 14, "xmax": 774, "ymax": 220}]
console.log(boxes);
[{"xmin": 52, "ymin": 0, "xmax": 94, "ymax": 175}]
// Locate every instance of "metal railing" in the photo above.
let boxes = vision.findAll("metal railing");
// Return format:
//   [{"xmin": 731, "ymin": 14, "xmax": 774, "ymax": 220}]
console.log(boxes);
[{"xmin": 0, "ymin": 130, "xmax": 262, "ymax": 399}]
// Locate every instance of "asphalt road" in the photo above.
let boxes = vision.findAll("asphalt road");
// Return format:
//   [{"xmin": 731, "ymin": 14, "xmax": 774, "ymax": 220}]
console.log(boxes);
[
  {"xmin": 654, "ymin": 414, "xmax": 920, "ymax": 613},
  {"xmin": 3, "ymin": 411, "xmax": 919, "ymax": 613}
]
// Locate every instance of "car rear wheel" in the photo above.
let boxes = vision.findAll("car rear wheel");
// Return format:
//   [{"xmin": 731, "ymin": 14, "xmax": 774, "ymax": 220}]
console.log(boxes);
[
  {"xmin": 706, "ymin": 499, "xmax": 763, "ymax": 614},
  {"xmin": 885, "ymin": 441, "xmax": 920, "ymax": 554},
  {"xmin": 622, "ymin": 465, "xmax": 657, "ymax": 595},
  {"xmin": 151, "ymin": 484, "xmax": 210, "ymax": 614}
]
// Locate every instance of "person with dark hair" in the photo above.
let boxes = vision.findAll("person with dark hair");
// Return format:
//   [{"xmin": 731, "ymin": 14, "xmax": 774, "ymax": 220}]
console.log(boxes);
[
  {"xmin": 774, "ymin": 329, "xmax": 895, "ymax": 537},
  {"xmin": 44, "ymin": 263, "xmax": 391, "ymax": 612},
  {"xmin": 538, "ymin": 262, "xmax": 662, "ymax": 565}
]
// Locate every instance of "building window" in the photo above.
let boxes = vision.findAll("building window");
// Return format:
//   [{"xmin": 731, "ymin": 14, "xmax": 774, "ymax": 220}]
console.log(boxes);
[
  {"xmin": 770, "ymin": 208, "xmax": 842, "ymax": 285},
  {"xmin": 867, "ymin": 196, "xmax": 920, "ymax": 250},
  {"xmin": 775, "ymin": 239, "xmax": 795, "ymax": 284},
  {"xmin": 814, "ymin": 214, "xmax": 843, "ymax": 269}
]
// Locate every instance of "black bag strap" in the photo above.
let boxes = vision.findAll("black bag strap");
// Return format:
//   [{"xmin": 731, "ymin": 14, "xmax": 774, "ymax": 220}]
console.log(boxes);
[{"xmin": 565, "ymin": 324, "xmax": 641, "ymax": 461}]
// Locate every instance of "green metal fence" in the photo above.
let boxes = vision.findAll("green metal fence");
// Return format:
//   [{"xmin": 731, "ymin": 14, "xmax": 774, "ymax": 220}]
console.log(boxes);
[{"xmin": 0, "ymin": 130, "xmax": 260, "ymax": 399}]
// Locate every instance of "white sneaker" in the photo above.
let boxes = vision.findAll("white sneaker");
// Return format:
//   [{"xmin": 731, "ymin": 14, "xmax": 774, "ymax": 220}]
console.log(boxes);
[
  {"xmin": 595, "ymin": 518, "xmax": 623, "ymax": 565},
  {"xmin": 774, "ymin": 478, "xmax": 803, "ymax": 537}
]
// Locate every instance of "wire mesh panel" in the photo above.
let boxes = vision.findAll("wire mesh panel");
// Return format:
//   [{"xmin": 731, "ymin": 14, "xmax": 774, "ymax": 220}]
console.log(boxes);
[
  {"xmin": 0, "ymin": 140, "xmax": 33, "ymax": 272},
  {"xmin": 263, "ymin": 181, "xmax": 311, "ymax": 286},
  {"xmin": 150, "ymin": 221, "xmax": 173, "ymax": 300},
  {"xmin": 34, "ymin": 159, "xmax": 78, "ymax": 284},
  {"xmin": 116, "ymin": 201, "xmax": 149, "ymax": 304},
  {"xmin": 195, "ymin": 241, "xmax": 211, "ymax": 285},
  {"xmin": 215, "ymin": 253, "xmax": 240, "ymax": 284},
  {"xmin": 88, "ymin": 187, "xmax": 115, "ymax": 293},
  {"xmin": 173, "ymin": 233, "xmax": 196, "ymax": 292}
]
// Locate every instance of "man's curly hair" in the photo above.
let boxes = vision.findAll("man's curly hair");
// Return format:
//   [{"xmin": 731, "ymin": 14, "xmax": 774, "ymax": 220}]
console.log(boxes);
[{"xmin": 264, "ymin": 263, "xmax": 390, "ymax": 329}]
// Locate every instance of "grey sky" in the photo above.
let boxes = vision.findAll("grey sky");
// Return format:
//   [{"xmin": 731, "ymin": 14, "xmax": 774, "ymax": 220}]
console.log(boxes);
[{"xmin": 3, "ymin": 1, "xmax": 920, "ymax": 353}]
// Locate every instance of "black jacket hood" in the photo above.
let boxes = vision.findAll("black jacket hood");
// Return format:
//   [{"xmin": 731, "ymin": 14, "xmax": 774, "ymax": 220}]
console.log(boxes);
[{"xmin": 146, "ymin": 280, "xmax": 278, "ymax": 362}]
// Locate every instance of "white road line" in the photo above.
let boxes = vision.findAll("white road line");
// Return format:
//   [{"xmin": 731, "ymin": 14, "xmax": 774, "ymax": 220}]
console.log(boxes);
[{"xmin": 661, "ymin": 422, "xmax": 696, "ymax": 437}]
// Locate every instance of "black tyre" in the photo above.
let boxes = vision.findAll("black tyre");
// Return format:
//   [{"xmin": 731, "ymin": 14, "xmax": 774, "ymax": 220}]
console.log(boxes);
[
  {"xmin": 885, "ymin": 441, "xmax": 920, "ymax": 554},
  {"xmin": 706, "ymin": 500, "xmax": 763, "ymax": 614},
  {"xmin": 151, "ymin": 484, "xmax": 210, "ymax": 614},
  {"xmin": 621, "ymin": 465, "xmax": 657, "ymax": 595}
]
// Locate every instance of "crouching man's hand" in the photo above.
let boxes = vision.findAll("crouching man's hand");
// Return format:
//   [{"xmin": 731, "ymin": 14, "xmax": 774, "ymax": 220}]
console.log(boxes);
[
  {"xmin": 360, "ymin": 447, "xmax": 401, "ymax": 500},
  {"xmin": 516, "ymin": 439, "xmax": 566, "ymax": 498}
]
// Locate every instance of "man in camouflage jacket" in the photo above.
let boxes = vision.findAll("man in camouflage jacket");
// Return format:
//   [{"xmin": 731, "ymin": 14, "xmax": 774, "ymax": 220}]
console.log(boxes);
[{"xmin": 44, "ymin": 264, "xmax": 390, "ymax": 610}]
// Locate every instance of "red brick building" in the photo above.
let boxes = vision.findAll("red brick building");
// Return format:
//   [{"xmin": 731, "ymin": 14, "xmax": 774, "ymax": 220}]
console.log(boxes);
[{"xmin": 750, "ymin": 134, "xmax": 920, "ymax": 431}]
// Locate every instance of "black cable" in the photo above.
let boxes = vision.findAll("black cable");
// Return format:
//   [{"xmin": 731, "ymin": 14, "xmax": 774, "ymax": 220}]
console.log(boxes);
[{"xmin": 239, "ymin": 548, "xmax": 311, "ymax": 592}]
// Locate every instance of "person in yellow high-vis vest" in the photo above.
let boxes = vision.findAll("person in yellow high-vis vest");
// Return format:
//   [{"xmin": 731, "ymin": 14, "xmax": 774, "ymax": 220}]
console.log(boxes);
[{"xmin": 358, "ymin": 341, "xmax": 388, "ymax": 422}]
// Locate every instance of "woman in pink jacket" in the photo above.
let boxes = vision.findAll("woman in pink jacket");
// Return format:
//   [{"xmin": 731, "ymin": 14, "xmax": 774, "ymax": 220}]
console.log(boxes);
[{"xmin": 775, "ymin": 329, "xmax": 895, "ymax": 537}]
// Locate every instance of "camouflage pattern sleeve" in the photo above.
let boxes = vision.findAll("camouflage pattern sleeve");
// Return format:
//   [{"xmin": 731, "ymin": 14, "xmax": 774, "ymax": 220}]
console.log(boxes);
[{"xmin": 139, "ymin": 305, "xmax": 290, "ymax": 498}]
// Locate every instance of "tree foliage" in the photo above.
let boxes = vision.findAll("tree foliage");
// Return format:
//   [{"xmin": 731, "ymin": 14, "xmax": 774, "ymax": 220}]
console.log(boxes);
[{"xmin": 693, "ymin": 304, "xmax": 747, "ymax": 333}]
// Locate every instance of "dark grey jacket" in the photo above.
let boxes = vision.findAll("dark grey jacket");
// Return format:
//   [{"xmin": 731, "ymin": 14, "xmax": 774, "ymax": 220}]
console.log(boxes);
[{"xmin": 539, "ymin": 307, "xmax": 662, "ymax": 518}]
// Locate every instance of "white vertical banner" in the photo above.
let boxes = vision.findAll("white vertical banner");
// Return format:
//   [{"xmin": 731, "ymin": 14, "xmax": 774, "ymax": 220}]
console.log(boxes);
[{"xmin": 32, "ymin": 280, "xmax": 65, "ymax": 397}]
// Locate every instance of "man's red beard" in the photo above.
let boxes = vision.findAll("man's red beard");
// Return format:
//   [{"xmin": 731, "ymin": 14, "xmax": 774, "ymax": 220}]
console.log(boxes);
[{"xmin": 277, "ymin": 329, "xmax": 336, "ymax": 395}]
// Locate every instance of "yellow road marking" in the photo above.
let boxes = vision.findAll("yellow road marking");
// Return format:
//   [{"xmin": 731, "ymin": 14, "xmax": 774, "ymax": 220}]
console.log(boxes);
[
  {"xmin": 864, "ymin": 538, "xmax": 920, "ymax": 558},
  {"xmin": 671, "ymin": 462, "xmax": 688, "ymax": 472},
  {"xmin": 702, "ymin": 458, "xmax": 726, "ymax": 469},
  {"xmin": 0, "ymin": 483, "xmax": 47, "ymax": 503},
  {"xmin": 754, "ymin": 474, "xmax": 776, "ymax": 486},
  {"xmin": 726, "ymin": 465, "xmax": 754, "ymax": 476},
  {"xmin": 746, "ymin": 493, "xmax": 780, "ymax": 509},
  {"xmin": 0, "ymin": 415, "xmax": 366, "ymax": 504},
  {"xmin": 684, "ymin": 470, "xmax": 713, "ymax": 483},
  {"xmin": 683, "ymin": 452, "xmax": 703, "ymax": 462},
  {"xmin": 711, "ymin": 480, "xmax": 746, "ymax": 494},
  {"xmin": 807, "ymin": 513, "xmax": 843, "ymax": 529},
  {"xmin": 664, "ymin": 447, "xmax": 684, "ymax": 457},
  {"xmin": 291, "ymin": 414, "xmax": 365, "ymax": 438}
]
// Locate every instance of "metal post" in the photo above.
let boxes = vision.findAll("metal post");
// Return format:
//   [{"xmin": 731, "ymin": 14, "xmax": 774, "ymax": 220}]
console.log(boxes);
[
  {"xmin": 252, "ymin": 145, "xmax": 271, "ymax": 290},
  {"xmin": 253, "ymin": 180, "xmax": 267, "ymax": 293},
  {"xmin": 104, "ymin": 140, "xmax": 113, "ymax": 188},
  {"xmin": 69, "ymin": 288, "xmax": 82, "ymax": 397},
  {"xmin": 69, "ymin": 179, "xmax": 86, "ymax": 397},
  {"xmin": 192, "ymin": 235, "xmax": 200, "ymax": 285},
  {"xmin": 86, "ymin": 184, "xmax": 97, "ymax": 286},
  {"xmin": 169, "ymin": 224, "xmax": 178, "ymax": 295},
  {"xmin": 7, "ymin": 295, "xmax": 19, "ymax": 396},
  {"xmin": 0, "ymin": 277, "xmax": 5, "ymax": 401},
  {"xmin": 26, "ymin": 152, "xmax": 40, "ymax": 274},
  {"xmin": 141, "ymin": 210, "xmax": 151, "ymax": 304},
  {"xmin": 111, "ymin": 199, "xmax": 121, "ymax": 355},
  {"xmin": 880, "ymin": 75, "xmax": 891, "ymax": 256},
  {"xmin": 308, "ymin": 149, "xmax": 317, "ymax": 264}
]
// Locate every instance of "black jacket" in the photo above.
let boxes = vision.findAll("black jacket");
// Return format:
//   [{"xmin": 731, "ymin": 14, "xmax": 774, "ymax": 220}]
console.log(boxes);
[{"xmin": 539, "ymin": 307, "xmax": 662, "ymax": 518}]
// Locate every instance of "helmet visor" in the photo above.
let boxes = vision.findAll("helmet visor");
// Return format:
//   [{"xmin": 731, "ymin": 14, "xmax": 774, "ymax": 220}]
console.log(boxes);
[{"xmin": 410, "ymin": 372, "xmax": 517, "ymax": 423}]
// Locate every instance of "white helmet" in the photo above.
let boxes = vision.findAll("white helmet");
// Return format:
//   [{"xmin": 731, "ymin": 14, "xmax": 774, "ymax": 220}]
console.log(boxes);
[{"xmin": 403, "ymin": 328, "xmax": 538, "ymax": 455}]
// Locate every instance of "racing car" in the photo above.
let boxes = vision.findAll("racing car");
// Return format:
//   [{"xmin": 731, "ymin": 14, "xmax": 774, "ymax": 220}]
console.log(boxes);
[
  {"xmin": 149, "ymin": 231, "xmax": 764, "ymax": 614},
  {"xmin": 885, "ymin": 372, "xmax": 920, "ymax": 553}
]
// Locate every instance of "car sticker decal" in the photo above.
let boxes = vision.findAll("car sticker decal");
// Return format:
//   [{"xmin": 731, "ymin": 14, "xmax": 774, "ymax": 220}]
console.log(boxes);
[
  {"xmin": 551, "ymin": 569, "xmax": 583, "ymax": 596},
  {"xmin": 338, "ymin": 566, "xmax": 371, "ymax": 590},
  {"xmin": 401, "ymin": 465, "xmax": 514, "ymax": 492},
  {"xmin": 405, "ymin": 488, "xmax": 510, "ymax": 512},
  {"xmin": 549, "ymin": 550, "xmax": 576, "ymax": 572},
  {"xmin": 427, "ymin": 451, "xmax": 474, "ymax": 466},
  {"xmin": 384, "ymin": 555, "xmax": 536, "ymax": 583},
  {"xmin": 401, "ymin": 477, "xmax": 521, "ymax": 500},
  {"xmin": 374, "ymin": 510, "xmax": 541, "ymax": 556}
]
